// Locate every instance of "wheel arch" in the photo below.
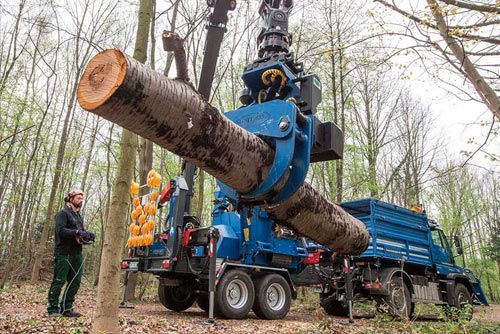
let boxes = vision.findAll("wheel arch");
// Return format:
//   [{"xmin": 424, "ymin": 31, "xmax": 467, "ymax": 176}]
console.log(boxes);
[
  {"xmin": 441, "ymin": 274, "xmax": 475, "ymax": 311},
  {"xmin": 447, "ymin": 274, "xmax": 474, "ymax": 296},
  {"xmin": 379, "ymin": 267, "xmax": 414, "ymax": 295}
]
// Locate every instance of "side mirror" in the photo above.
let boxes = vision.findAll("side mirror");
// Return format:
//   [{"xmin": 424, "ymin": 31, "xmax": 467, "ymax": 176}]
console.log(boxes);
[
  {"xmin": 453, "ymin": 235, "xmax": 462, "ymax": 248},
  {"xmin": 456, "ymin": 247, "xmax": 463, "ymax": 255}
]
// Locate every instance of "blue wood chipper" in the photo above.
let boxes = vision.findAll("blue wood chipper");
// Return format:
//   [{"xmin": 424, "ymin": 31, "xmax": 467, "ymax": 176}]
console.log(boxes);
[{"xmin": 121, "ymin": 0, "xmax": 488, "ymax": 321}]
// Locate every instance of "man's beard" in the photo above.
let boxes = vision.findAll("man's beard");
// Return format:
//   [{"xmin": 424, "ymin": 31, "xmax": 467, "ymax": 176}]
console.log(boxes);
[{"xmin": 71, "ymin": 200, "xmax": 83, "ymax": 209}]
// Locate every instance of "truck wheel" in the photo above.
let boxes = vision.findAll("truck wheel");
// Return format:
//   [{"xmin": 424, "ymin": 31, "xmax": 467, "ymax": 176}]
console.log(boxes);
[
  {"xmin": 454, "ymin": 283, "xmax": 472, "ymax": 308},
  {"xmin": 320, "ymin": 293, "xmax": 348, "ymax": 316},
  {"xmin": 216, "ymin": 270, "xmax": 255, "ymax": 319},
  {"xmin": 444, "ymin": 283, "xmax": 473, "ymax": 320},
  {"xmin": 378, "ymin": 277, "xmax": 411, "ymax": 319},
  {"xmin": 196, "ymin": 294, "xmax": 209, "ymax": 313},
  {"xmin": 253, "ymin": 274, "xmax": 291, "ymax": 320},
  {"xmin": 158, "ymin": 284, "xmax": 196, "ymax": 312}
]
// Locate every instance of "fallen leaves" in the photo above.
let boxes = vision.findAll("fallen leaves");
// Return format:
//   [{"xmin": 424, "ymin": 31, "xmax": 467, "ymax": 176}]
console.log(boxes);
[{"xmin": 0, "ymin": 283, "xmax": 498, "ymax": 334}]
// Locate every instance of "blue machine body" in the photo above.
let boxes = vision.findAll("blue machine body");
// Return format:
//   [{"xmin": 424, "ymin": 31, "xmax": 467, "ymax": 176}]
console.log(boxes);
[
  {"xmin": 212, "ymin": 59, "xmax": 315, "ymax": 270},
  {"xmin": 241, "ymin": 61, "xmax": 300, "ymax": 102},
  {"xmin": 212, "ymin": 188, "xmax": 308, "ymax": 270}
]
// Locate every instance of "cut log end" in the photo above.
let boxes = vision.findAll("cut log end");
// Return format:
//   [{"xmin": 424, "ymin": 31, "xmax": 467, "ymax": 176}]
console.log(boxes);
[{"xmin": 77, "ymin": 49, "xmax": 127, "ymax": 111}]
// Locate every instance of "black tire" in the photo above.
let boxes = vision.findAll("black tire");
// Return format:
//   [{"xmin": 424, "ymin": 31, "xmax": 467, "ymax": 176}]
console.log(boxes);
[
  {"xmin": 197, "ymin": 294, "xmax": 209, "ymax": 313},
  {"xmin": 377, "ymin": 277, "xmax": 412, "ymax": 319},
  {"xmin": 215, "ymin": 270, "xmax": 255, "ymax": 319},
  {"xmin": 158, "ymin": 284, "xmax": 196, "ymax": 312},
  {"xmin": 445, "ymin": 283, "xmax": 472, "ymax": 321},
  {"xmin": 253, "ymin": 274, "xmax": 292, "ymax": 320},
  {"xmin": 453, "ymin": 283, "xmax": 472, "ymax": 308},
  {"xmin": 320, "ymin": 293, "xmax": 349, "ymax": 317}
]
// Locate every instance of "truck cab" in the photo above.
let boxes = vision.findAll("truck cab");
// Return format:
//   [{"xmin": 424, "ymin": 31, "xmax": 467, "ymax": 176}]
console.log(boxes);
[{"xmin": 430, "ymin": 224, "xmax": 462, "ymax": 276}]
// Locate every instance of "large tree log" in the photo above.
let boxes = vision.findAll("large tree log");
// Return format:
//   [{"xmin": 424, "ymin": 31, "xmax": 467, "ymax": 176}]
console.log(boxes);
[{"xmin": 77, "ymin": 49, "xmax": 369, "ymax": 254}]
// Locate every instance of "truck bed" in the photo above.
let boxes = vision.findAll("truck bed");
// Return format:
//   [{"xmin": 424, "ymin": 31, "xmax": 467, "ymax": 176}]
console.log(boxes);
[{"xmin": 340, "ymin": 198, "xmax": 432, "ymax": 267}]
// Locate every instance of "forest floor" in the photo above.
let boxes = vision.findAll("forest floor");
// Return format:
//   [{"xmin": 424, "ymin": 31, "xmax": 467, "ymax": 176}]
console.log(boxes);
[{"xmin": 0, "ymin": 283, "xmax": 499, "ymax": 334}]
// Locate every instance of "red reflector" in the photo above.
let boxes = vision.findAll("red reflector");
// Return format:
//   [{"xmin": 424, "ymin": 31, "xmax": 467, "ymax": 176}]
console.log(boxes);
[
  {"xmin": 159, "ymin": 181, "xmax": 175, "ymax": 204},
  {"xmin": 181, "ymin": 229, "xmax": 193, "ymax": 247},
  {"xmin": 304, "ymin": 250, "xmax": 323, "ymax": 265},
  {"xmin": 121, "ymin": 261, "xmax": 129, "ymax": 269},
  {"xmin": 162, "ymin": 260, "xmax": 170, "ymax": 269},
  {"xmin": 365, "ymin": 282, "xmax": 382, "ymax": 289}
]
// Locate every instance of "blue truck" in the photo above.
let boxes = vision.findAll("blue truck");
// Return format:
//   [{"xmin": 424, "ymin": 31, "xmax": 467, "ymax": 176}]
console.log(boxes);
[
  {"xmin": 121, "ymin": 0, "xmax": 488, "ymax": 321},
  {"xmin": 319, "ymin": 198, "xmax": 489, "ymax": 318}
]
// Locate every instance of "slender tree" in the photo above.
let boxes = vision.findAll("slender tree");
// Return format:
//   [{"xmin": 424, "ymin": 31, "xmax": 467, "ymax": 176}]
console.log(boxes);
[{"xmin": 92, "ymin": 0, "xmax": 152, "ymax": 332}]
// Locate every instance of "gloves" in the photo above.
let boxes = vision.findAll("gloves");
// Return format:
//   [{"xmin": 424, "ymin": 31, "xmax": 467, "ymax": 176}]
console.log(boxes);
[
  {"xmin": 77, "ymin": 230, "xmax": 95, "ymax": 241},
  {"xmin": 76, "ymin": 230, "xmax": 88, "ymax": 238}
]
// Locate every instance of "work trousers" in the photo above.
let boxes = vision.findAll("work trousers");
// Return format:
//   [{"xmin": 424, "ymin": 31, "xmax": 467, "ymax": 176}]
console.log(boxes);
[{"xmin": 47, "ymin": 253, "xmax": 83, "ymax": 314}]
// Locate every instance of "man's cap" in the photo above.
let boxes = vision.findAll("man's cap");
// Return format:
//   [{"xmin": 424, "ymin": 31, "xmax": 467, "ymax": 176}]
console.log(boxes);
[{"xmin": 64, "ymin": 188, "xmax": 84, "ymax": 202}]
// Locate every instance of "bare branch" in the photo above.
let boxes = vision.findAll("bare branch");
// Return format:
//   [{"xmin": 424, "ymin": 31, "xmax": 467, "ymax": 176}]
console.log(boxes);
[
  {"xmin": 427, "ymin": 0, "xmax": 500, "ymax": 120},
  {"xmin": 0, "ymin": 125, "xmax": 35, "ymax": 145},
  {"xmin": 439, "ymin": 0, "xmax": 500, "ymax": 14},
  {"xmin": 374, "ymin": 0, "xmax": 500, "ymax": 45}
]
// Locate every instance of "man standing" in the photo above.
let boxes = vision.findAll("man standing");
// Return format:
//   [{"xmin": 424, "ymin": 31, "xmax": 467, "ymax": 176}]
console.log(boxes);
[{"xmin": 47, "ymin": 189, "xmax": 95, "ymax": 317}]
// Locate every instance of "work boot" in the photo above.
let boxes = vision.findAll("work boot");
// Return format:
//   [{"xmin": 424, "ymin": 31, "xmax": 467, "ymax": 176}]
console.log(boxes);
[
  {"xmin": 48, "ymin": 312, "xmax": 62, "ymax": 317},
  {"xmin": 62, "ymin": 310, "xmax": 82, "ymax": 318}
]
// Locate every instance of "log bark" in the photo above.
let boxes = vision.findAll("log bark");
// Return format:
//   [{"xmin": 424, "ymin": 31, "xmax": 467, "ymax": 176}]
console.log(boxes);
[{"xmin": 77, "ymin": 49, "xmax": 369, "ymax": 254}]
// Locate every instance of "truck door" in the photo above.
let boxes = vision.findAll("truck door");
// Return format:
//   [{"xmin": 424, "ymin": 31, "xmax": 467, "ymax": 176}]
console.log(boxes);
[{"xmin": 431, "ymin": 229, "xmax": 455, "ymax": 275}]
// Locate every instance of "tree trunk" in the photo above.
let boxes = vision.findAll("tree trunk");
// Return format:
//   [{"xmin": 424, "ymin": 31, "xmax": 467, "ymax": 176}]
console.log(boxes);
[
  {"xmin": 30, "ymin": 83, "xmax": 76, "ymax": 284},
  {"xmin": 92, "ymin": 0, "xmax": 152, "ymax": 332},
  {"xmin": 81, "ymin": 117, "xmax": 100, "ymax": 193},
  {"xmin": 77, "ymin": 50, "xmax": 369, "ymax": 254},
  {"xmin": 30, "ymin": 0, "xmax": 96, "ymax": 282},
  {"xmin": 124, "ymin": 0, "xmax": 156, "ymax": 302},
  {"xmin": 124, "ymin": 137, "xmax": 153, "ymax": 301},
  {"xmin": 1, "ymin": 26, "xmax": 43, "ymax": 287},
  {"xmin": 92, "ymin": 129, "xmax": 137, "ymax": 333}
]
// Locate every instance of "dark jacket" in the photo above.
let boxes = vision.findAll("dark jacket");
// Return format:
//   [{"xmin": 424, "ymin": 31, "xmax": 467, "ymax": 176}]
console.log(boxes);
[{"xmin": 54, "ymin": 206, "xmax": 85, "ymax": 255}]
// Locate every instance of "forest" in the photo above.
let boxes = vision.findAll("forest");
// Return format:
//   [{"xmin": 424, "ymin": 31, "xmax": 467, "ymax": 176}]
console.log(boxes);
[{"xmin": 0, "ymin": 0, "xmax": 499, "ymax": 333}]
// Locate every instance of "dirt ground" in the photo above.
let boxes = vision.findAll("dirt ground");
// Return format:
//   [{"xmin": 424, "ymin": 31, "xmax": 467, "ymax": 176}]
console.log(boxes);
[{"xmin": 0, "ymin": 283, "xmax": 498, "ymax": 334}]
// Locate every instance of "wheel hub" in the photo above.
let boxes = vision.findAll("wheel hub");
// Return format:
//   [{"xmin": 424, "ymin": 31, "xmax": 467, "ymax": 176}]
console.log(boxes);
[
  {"xmin": 392, "ymin": 287, "xmax": 405, "ymax": 310},
  {"xmin": 458, "ymin": 292, "xmax": 465, "ymax": 305},
  {"xmin": 226, "ymin": 279, "xmax": 248, "ymax": 309},
  {"xmin": 266, "ymin": 283, "xmax": 286, "ymax": 311}
]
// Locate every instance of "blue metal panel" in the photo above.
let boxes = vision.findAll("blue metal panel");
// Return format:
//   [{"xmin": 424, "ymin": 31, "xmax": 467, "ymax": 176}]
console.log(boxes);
[
  {"xmin": 218, "ymin": 100, "xmax": 313, "ymax": 205},
  {"xmin": 214, "ymin": 224, "xmax": 241, "ymax": 260},
  {"xmin": 211, "ymin": 190, "xmax": 307, "ymax": 270},
  {"xmin": 240, "ymin": 207, "xmax": 306, "ymax": 269},
  {"xmin": 466, "ymin": 269, "xmax": 489, "ymax": 305},
  {"xmin": 340, "ymin": 198, "xmax": 432, "ymax": 267}
]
